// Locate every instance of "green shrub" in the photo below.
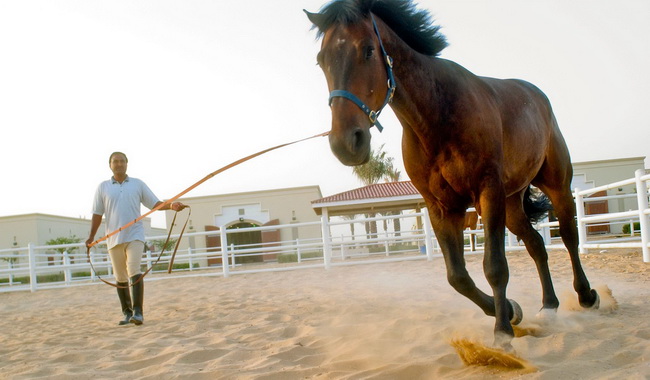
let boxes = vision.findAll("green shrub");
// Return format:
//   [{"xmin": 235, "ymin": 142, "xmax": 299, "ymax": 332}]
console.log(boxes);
[
  {"xmin": 278, "ymin": 251, "xmax": 324, "ymax": 263},
  {"xmin": 150, "ymin": 262, "xmax": 199, "ymax": 271},
  {"xmin": 622, "ymin": 222, "xmax": 641, "ymax": 234}
]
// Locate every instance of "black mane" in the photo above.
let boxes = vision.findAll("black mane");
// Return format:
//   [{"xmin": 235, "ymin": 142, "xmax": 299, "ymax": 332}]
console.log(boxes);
[{"xmin": 311, "ymin": 0, "xmax": 447, "ymax": 57}]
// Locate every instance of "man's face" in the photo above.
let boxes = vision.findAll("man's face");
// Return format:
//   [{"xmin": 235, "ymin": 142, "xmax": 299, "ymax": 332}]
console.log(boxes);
[{"xmin": 109, "ymin": 153, "xmax": 128, "ymax": 177}]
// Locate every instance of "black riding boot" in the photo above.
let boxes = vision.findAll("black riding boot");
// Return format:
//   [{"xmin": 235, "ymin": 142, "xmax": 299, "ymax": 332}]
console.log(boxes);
[
  {"xmin": 129, "ymin": 274, "xmax": 144, "ymax": 325},
  {"xmin": 116, "ymin": 282, "xmax": 132, "ymax": 326}
]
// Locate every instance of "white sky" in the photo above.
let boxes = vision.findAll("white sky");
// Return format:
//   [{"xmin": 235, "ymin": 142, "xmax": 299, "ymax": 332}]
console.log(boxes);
[{"xmin": 1, "ymin": 0, "xmax": 648, "ymax": 228}]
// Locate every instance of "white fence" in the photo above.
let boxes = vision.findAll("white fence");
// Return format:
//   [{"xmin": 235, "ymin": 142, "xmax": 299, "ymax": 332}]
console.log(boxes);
[
  {"xmin": 1, "ymin": 169, "xmax": 648, "ymax": 293},
  {"xmin": 536, "ymin": 168, "xmax": 650, "ymax": 261}
]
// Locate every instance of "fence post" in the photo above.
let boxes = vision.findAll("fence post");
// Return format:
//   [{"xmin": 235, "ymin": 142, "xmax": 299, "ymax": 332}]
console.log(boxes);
[
  {"xmin": 8, "ymin": 259, "xmax": 14, "ymax": 286},
  {"xmin": 63, "ymin": 250, "xmax": 71, "ymax": 285},
  {"xmin": 506, "ymin": 228, "xmax": 517, "ymax": 248},
  {"xmin": 188, "ymin": 247, "xmax": 193, "ymax": 271},
  {"xmin": 296, "ymin": 239, "xmax": 302, "ymax": 263},
  {"xmin": 146, "ymin": 250, "xmax": 153, "ymax": 270},
  {"xmin": 422, "ymin": 208, "xmax": 434, "ymax": 261},
  {"xmin": 230, "ymin": 244, "xmax": 235, "ymax": 269},
  {"xmin": 220, "ymin": 226, "xmax": 230, "ymax": 278},
  {"xmin": 107, "ymin": 250, "xmax": 112, "ymax": 278},
  {"xmin": 635, "ymin": 169, "xmax": 649, "ymax": 262},
  {"xmin": 384, "ymin": 231, "xmax": 390, "ymax": 256},
  {"xmin": 321, "ymin": 209, "xmax": 333, "ymax": 269},
  {"xmin": 28, "ymin": 243, "xmax": 37, "ymax": 292},
  {"xmin": 542, "ymin": 218, "xmax": 552, "ymax": 245},
  {"xmin": 89, "ymin": 248, "xmax": 96, "ymax": 282},
  {"xmin": 574, "ymin": 188, "xmax": 588, "ymax": 254}
]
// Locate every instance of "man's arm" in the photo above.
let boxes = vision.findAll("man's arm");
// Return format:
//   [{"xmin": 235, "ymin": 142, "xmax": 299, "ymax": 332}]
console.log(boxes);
[{"xmin": 86, "ymin": 214, "xmax": 103, "ymax": 247}]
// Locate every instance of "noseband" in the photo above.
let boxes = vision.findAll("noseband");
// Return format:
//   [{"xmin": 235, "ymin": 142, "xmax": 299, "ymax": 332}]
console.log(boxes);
[{"xmin": 328, "ymin": 15, "xmax": 396, "ymax": 132}]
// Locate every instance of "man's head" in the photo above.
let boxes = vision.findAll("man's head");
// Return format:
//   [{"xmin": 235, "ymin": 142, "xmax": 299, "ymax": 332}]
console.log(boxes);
[
  {"xmin": 109, "ymin": 152, "xmax": 128, "ymax": 179},
  {"xmin": 109, "ymin": 152, "xmax": 128, "ymax": 164}
]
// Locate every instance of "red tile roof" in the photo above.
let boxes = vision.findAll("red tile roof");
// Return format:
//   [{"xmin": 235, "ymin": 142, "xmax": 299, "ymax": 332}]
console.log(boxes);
[{"xmin": 311, "ymin": 181, "xmax": 421, "ymax": 204}]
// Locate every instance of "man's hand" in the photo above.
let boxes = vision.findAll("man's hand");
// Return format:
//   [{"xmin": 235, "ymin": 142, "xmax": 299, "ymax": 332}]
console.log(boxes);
[{"xmin": 170, "ymin": 202, "xmax": 188, "ymax": 212}]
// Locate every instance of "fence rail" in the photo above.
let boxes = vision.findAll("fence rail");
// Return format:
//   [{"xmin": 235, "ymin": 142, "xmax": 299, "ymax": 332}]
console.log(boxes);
[{"xmin": 1, "ymin": 169, "xmax": 648, "ymax": 293}]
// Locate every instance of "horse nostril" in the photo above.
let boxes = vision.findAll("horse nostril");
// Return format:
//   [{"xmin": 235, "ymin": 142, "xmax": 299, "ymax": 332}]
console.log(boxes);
[
  {"xmin": 329, "ymin": 126, "xmax": 371, "ymax": 166},
  {"xmin": 352, "ymin": 128, "xmax": 366, "ymax": 150}
]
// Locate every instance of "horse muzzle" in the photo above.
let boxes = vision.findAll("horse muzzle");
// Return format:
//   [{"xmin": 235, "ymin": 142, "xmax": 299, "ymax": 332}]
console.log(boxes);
[{"xmin": 328, "ymin": 125, "xmax": 371, "ymax": 166}]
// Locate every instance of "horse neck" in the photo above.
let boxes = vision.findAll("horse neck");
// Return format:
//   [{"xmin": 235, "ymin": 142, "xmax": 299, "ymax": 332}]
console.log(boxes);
[{"xmin": 384, "ymin": 38, "xmax": 446, "ymax": 139}]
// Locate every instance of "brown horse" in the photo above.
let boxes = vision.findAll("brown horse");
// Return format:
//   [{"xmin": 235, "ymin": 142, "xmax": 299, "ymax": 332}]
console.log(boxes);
[{"xmin": 306, "ymin": 0, "xmax": 599, "ymax": 349}]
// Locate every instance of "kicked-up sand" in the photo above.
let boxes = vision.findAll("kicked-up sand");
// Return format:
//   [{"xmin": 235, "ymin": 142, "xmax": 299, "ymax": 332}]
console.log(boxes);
[{"xmin": 1, "ymin": 248, "xmax": 649, "ymax": 379}]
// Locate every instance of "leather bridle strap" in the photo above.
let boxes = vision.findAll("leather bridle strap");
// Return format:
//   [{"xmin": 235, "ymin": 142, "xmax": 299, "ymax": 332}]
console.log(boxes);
[{"xmin": 328, "ymin": 14, "xmax": 396, "ymax": 132}]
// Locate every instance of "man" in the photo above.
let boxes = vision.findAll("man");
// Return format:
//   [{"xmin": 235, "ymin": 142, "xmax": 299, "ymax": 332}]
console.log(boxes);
[{"xmin": 86, "ymin": 152, "xmax": 187, "ymax": 326}]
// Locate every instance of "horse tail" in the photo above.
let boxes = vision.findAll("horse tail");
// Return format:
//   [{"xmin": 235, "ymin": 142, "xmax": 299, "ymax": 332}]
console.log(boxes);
[{"xmin": 523, "ymin": 186, "xmax": 552, "ymax": 223}]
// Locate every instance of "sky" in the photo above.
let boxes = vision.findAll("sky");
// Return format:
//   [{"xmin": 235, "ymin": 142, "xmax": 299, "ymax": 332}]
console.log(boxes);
[{"xmin": 1, "ymin": 0, "xmax": 648, "ymax": 228}]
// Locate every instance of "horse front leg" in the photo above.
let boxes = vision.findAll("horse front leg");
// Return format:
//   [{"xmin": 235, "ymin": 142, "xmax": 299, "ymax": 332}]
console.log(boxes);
[{"xmin": 429, "ymin": 208, "xmax": 496, "ymax": 318}]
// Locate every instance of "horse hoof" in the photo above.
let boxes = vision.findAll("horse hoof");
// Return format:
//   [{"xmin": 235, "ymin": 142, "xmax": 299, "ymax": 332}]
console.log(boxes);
[
  {"xmin": 535, "ymin": 308, "xmax": 557, "ymax": 321},
  {"xmin": 509, "ymin": 299, "xmax": 523, "ymax": 325},
  {"xmin": 588, "ymin": 290, "xmax": 600, "ymax": 309},
  {"xmin": 580, "ymin": 289, "xmax": 600, "ymax": 310},
  {"xmin": 493, "ymin": 331, "xmax": 515, "ymax": 352}
]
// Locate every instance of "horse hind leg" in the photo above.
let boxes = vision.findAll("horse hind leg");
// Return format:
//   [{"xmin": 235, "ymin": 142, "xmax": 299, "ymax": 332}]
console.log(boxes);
[
  {"xmin": 506, "ymin": 192, "xmax": 560, "ymax": 312},
  {"xmin": 540, "ymin": 185, "xmax": 599, "ymax": 309}
]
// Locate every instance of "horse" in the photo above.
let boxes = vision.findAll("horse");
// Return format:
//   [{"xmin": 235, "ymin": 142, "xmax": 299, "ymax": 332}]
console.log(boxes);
[{"xmin": 306, "ymin": 0, "xmax": 600, "ymax": 350}]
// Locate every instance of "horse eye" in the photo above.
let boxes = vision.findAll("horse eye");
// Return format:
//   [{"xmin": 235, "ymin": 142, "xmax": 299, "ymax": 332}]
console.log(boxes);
[{"xmin": 364, "ymin": 46, "xmax": 375, "ymax": 60}]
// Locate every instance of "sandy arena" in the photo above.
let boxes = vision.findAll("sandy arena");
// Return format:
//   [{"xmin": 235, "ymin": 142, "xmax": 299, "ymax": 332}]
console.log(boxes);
[{"xmin": 1, "ymin": 248, "xmax": 649, "ymax": 379}]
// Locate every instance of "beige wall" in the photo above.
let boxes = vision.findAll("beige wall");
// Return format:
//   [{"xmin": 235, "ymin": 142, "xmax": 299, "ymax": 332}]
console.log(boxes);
[
  {"xmin": 0, "ymin": 213, "xmax": 163, "ymax": 250},
  {"xmin": 162, "ymin": 186, "xmax": 323, "ymax": 251},
  {"xmin": 0, "ymin": 214, "xmax": 94, "ymax": 249},
  {"xmin": 573, "ymin": 157, "xmax": 645, "ymax": 187}
]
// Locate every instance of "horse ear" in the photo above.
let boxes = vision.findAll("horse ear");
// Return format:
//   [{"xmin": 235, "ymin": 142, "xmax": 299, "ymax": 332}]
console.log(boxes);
[{"xmin": 304, "ymin": 10, "xmax": 325, "ymax": 31}]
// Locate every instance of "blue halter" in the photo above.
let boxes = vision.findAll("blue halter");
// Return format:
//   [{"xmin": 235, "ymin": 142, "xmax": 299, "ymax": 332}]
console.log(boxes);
[{"xmin": 328, "ymin": 15, "xmax": 396, "ymax": 132}]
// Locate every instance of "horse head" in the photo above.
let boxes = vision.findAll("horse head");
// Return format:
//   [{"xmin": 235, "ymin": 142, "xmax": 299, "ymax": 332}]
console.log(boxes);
[{"xmin": 306, "ymin": 9, "xmax": 394, "ymax": 166}]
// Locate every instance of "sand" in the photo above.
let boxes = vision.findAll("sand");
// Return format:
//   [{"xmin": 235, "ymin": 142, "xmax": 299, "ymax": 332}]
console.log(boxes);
[{"xmin": 1, "ymin": 248, "xmax": 649, "ymax": 379}]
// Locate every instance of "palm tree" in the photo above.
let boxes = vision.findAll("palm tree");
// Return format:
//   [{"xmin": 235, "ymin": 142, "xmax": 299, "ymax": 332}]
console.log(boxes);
[
  {"xmin": 341, "ymin": 214, "xmax": 359, "ymax": 241},
  {"xmin": 351, "ymin": 144, "xmax": 393, "ymax": 185},
  {"xmin": 384, "ymin": 163, "xmax": 403, "ymax": 237},
  {"xmin": 351, "ymin": 144, "xmax": 395, "ymax": 240}
]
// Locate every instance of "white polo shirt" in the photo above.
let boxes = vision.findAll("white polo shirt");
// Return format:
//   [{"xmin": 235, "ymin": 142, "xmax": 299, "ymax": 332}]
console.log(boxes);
[{"xmin": 92, "ymin": 176, "xmax": 160, "ymax": 249}]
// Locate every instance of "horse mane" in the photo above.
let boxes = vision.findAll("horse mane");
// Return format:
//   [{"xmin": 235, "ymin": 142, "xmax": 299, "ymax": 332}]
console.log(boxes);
[{"xmin": 312, "ymin": 0, "xmax": 448, "ymax": 57}]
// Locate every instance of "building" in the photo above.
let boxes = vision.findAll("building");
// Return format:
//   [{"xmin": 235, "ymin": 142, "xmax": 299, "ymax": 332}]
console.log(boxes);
[
  {"xmin": 311, "ymin": 156, "xmax": 647, "ymax": 236},
  {"xmin": 0, "ymin": 213, "xmax": 164, "ymax": 268},
  {"xmin": 0, "ymin": 186, "xmax": 323, "ymax": 270},
  {"xmin": 162, "ymin": 185, "xmax": 323, "ymax": 264},
  {"xmin": 0, "ymin": 213, "xmax": 165, "ymax": 249},
  {"xmin": 572, "ymin": 156, "xmax": 646, "ymax": 234}
]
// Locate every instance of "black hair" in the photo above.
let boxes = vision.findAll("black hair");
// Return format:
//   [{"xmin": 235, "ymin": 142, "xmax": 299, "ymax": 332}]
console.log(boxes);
[
  {"xmin": 309, "ymin": 0, "xmax": 447, "ymax": 57},
  {"xmin": 109, "ymin": 152, "xmax": 128, "ymax": 164}
]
